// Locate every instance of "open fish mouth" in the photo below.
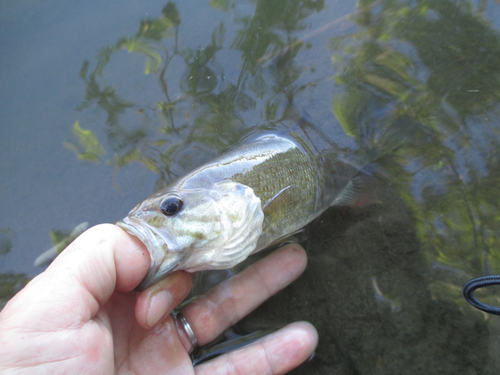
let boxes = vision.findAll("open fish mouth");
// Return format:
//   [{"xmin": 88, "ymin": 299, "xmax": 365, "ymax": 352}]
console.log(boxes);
[
  {"xmin": 116, "ymin": 218, "xmax": 152, "ymax": 249},
  {"xmin": 116, "ymin": 218, "xmax": 179, "ymax": 291}
]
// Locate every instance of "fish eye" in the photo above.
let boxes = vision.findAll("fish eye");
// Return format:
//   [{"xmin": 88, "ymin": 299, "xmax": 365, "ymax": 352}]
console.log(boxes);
[{"xmin": 160, "ymin": 196, "xmax": 183, "ymax": 216}]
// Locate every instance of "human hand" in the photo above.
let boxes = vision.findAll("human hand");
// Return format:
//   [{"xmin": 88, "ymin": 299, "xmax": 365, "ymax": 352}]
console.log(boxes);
[{"xmin": 0, "ymin": 224, "xmax": 317, "ymax": 374}]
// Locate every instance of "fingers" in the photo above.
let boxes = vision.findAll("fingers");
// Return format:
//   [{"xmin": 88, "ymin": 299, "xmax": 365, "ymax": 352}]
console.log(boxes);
[
  {"xmin": 182, "ymin": 244, "xmax": 307, "ymax": 346},
  {"xmin": 135, "ymin": 271, "xmax": 193, "ymax": 329},
  {"xmin": 195, "ymin": 321, "xmax": 318, "ymax": 375},
  {"xmin": 0, "ymin": 224, "xmax": 151, "ymax": 335}
]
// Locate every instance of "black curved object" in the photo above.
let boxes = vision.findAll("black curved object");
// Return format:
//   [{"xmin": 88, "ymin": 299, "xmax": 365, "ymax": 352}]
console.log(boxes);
[{"xmin": 463, "ymin": 275, "xmax": 500, "ymax": 316}]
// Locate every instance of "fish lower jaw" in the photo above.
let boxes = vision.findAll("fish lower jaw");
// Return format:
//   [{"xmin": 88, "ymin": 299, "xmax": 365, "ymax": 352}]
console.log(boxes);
[{"xmin": 116, "ymin": 218, "xmax": 169, "ymax": 259}]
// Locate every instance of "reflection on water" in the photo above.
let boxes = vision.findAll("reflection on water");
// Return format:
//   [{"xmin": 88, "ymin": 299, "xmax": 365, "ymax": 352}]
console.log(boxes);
[
  {"xmin": 2, "ymin": 0, "xmax": 500, "ymax": 373},
  {"xmin": 0, "ymin": 228, "xmax": 28, "ymax": 309},
  {"xmin": 72, "ymin": 0, "xmax": 329, "ymax": 191}
]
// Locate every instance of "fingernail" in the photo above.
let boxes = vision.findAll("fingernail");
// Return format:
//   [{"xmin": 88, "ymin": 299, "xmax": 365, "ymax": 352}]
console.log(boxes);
[{"xmin": 147, "ymin": 290, "xmax": 173, "ymax": 327}]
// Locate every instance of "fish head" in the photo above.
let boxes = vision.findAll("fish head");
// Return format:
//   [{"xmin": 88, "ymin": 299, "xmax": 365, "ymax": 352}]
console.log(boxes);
[{"xmin": 117, "ymin": 180, "xmax": 264, "ymax": 290}]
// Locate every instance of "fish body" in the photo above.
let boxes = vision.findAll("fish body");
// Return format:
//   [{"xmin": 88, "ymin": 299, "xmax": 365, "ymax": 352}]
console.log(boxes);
[{"xmin": 118, "ymin": 121, "xmax": 371, "ymax": 290}]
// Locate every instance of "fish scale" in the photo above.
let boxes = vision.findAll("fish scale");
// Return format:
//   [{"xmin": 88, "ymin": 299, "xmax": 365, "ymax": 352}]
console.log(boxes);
[
  {"xmin": 117, "ymin": 123, "xmax": 374, "ymax": 290},
  {"xmin": 231, "ymin": 145, "xmax": 318, "ymax": 247}
]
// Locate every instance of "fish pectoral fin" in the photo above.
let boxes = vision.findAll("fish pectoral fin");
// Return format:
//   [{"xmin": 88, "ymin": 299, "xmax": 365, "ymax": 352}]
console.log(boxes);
[
  {"xmin": 262, "ymin": 185, "xmax": 297, "ymax": 214},
  {"xmin": 333, "ymin": 171, "xmax": 377, "ymax": 207}
]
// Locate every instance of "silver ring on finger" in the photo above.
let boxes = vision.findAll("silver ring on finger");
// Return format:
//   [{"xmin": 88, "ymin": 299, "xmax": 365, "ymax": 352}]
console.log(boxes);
[{"xmin": 171, "ymin": 311, "xmax": 198, "ymax": 353}]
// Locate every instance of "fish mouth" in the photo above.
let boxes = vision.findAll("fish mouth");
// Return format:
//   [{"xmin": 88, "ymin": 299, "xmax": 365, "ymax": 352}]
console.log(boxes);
[
  {"xmin": 116, "ymin": 218, "xmax": 153, "ymax": 249},
  {"xmin": 116, "ymin": 218, "xmax": 180, "ymax": 291}
]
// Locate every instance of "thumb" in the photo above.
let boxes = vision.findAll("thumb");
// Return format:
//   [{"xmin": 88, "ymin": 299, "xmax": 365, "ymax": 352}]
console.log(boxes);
[
  {"xmin": 1, "ymin": 224, "xmax": 151, "ymax": 329},
  {"xmin": 52, "ymin": 223, "xmax": 151, "ymax": 304}
]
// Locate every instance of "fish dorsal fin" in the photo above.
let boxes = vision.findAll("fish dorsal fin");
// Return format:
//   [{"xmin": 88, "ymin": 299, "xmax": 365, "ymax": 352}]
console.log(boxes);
[
  {"xmin": 262, "ymin": 186, "xmax": 294, "ymax": 214},
  {"xmin": 333, "ymin": 172, "xmax": 377, "ymax": 207}
]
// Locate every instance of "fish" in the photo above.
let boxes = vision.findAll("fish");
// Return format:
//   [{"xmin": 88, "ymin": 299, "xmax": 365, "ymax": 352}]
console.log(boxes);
[{"xmin": 117, "ymin": 118, "xmax": 379, "ymax": 290}]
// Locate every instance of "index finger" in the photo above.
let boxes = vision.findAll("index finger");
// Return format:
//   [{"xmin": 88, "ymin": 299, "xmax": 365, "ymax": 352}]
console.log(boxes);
[{"xmin": 182, "ymin": 244, "xmax": 307, "ymax": 346}]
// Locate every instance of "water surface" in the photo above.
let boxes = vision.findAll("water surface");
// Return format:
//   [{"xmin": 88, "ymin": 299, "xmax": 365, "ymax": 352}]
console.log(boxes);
[{"xmin": 2, "ymin": 0, "xmax": 500, "ymax": 373}]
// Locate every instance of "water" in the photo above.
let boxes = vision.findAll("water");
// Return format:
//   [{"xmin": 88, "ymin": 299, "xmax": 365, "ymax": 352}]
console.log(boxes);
[{"xmin": 2, "ymin": 0, "xmax": 500, "ymax": 373}]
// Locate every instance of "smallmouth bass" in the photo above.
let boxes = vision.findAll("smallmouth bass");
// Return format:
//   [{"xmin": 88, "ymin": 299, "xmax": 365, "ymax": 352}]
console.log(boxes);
[{"xmin": 117, "ymin": 119, "xmax": 375, "ymax": 290}]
